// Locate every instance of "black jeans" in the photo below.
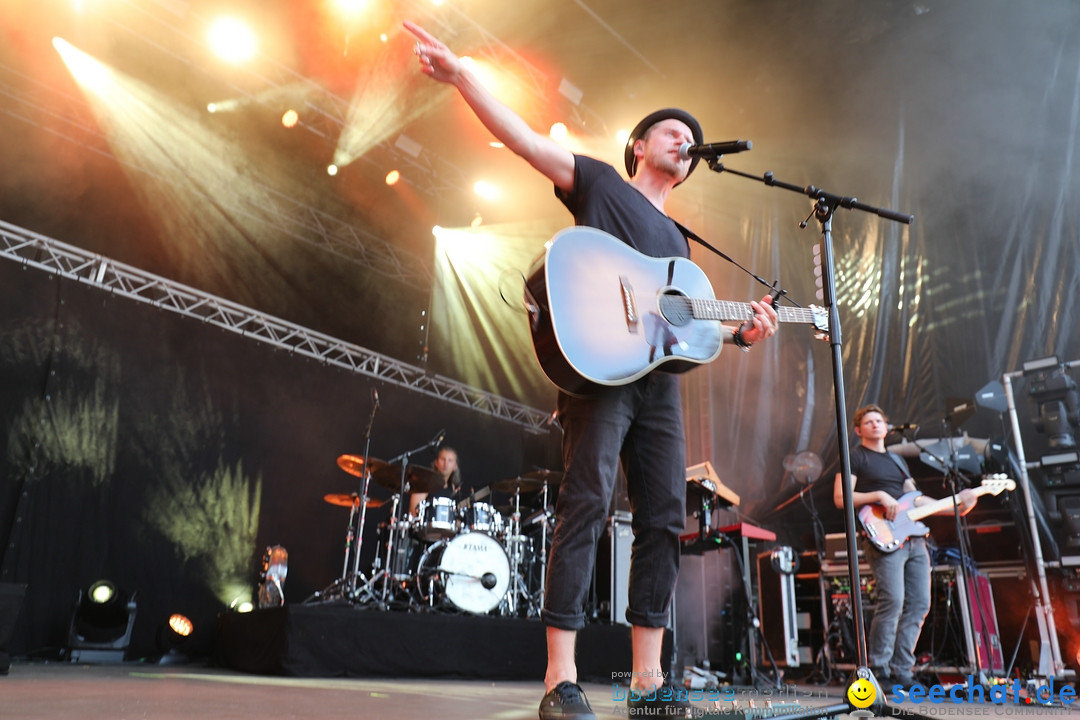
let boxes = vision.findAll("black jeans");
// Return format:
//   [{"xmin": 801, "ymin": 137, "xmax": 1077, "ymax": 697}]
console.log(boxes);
[{"xmin": 541, "ymin": 373, "xmax": 686, "ymax": 631}]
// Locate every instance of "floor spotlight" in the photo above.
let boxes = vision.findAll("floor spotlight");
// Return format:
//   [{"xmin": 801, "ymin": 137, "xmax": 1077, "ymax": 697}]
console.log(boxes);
[
  {"xmin": 67, "ymin": 580, "xmax": 136, "ymax": 663},
  {"xmin": 156, "ymin": 613, "xmax": 195, "ymax": 664}
]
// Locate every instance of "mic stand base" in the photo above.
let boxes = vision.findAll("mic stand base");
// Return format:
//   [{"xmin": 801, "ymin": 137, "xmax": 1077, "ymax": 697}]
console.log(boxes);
[{"xmin": 695, "ymin": 667, "xmax": 935, "ymax": 720}]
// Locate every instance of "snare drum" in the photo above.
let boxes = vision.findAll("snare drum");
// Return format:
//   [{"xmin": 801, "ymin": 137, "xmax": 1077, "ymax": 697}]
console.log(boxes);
[
  {"xmin": 417, "ymin": 497, "xmax": 459, "ymax": 541},
  {"xmin": 462, "ymin": 501, "xmax": 504, "ymax": 535}
]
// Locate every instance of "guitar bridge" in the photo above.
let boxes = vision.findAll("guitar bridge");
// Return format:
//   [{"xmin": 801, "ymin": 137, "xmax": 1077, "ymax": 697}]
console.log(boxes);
[{"xmin": 619, "ymin": 275, "xmax": 638, "ymax": 334}]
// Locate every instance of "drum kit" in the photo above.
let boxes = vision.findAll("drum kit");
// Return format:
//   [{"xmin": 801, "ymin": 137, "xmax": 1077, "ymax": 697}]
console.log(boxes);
[{"xmin": 311, "ymin": 452, "xmax": 562, "ymax": 618}]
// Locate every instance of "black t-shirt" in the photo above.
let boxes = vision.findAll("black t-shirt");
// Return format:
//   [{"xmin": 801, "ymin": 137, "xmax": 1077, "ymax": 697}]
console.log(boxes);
[
  {"xmin": 849, "ymin": 444, "xmax": 910, "ymax": 501},
  {"xmin": 555, "ymin": 155, "xmax": 689, "ymax": 260}
]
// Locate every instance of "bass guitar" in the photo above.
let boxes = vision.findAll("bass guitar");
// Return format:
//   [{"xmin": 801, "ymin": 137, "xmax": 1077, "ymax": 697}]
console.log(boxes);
[
  {"xmin": 857, "ymin": 474, "xmax": 1016, "ymax": 553},
  {"xmin": 523, "ymin": 227, "xmax": 828, "ymax": 395}
]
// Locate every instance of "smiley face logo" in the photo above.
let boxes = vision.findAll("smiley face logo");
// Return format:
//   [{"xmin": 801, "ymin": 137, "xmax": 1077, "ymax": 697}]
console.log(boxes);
[{"xmin": 847, "ymin": 677, "xmax": 876, "ymax": 709}]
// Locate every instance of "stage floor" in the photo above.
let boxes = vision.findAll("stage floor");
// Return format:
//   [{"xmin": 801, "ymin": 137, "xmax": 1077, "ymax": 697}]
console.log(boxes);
[{"xmin": 3, "ymin": 662, "xmax": 1079, "ymax": 719}]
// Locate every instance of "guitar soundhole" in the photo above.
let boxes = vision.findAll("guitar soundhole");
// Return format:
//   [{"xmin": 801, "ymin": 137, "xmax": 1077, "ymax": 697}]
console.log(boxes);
[{"xmin": 658, "ymin": 291, "xmax": 692, "ymax": 326}]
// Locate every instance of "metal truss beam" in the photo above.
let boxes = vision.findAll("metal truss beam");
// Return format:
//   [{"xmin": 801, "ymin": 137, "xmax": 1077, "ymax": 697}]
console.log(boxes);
[{"xmin": 0, "ymin": 219, "xmax": 553, "ymax": 434}]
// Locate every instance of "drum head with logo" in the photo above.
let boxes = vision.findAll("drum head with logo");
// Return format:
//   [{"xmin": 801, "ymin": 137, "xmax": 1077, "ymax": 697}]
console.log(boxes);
[{"xmin": 417, "ymin": 532, "xmax": 509, "ymax": 614}]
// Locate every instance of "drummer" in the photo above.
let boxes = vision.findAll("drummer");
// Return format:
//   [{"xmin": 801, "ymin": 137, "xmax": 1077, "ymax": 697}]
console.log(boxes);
[{"xmin": 408, "ymin": 445, "xmax": 464, "ymax": 516}]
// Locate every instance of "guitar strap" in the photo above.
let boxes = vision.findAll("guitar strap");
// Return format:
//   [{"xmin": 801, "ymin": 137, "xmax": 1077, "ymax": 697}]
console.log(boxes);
[
  {"xmin": 885, "ymin": 451, "xmax": 911, "ymax": 482},
  {"xmin": 671, "ymin": 219, "xmax": 784, "ymax": 302}
]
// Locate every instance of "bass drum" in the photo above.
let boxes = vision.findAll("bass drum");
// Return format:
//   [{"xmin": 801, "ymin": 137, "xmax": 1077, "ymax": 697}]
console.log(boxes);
[{"xmin": 416, "ymin": 532, "xmax": 509, "ymax": 614}]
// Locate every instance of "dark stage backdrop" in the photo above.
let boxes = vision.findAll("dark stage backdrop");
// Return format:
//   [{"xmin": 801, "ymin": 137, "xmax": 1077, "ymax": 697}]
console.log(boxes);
[{"xmin": 0, "ymin": 260, "xmax": 560, "ymax": 659}]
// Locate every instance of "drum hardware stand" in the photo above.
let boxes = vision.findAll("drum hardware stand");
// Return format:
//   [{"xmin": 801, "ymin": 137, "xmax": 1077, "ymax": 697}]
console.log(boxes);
[
  {"xmin": 356, "ymin": 430, "xmax": 445, "ymax": 608},
  {"xmin": 698, "ymin": 159, "xmax": 932, "ymax": 719},
  {"xmin": 307, "ymin": 390, "xmax": 381, "ymax": 604},
  {"xmin": 535, "ymin": 480, "xmax": 552, "ymax": 611}
]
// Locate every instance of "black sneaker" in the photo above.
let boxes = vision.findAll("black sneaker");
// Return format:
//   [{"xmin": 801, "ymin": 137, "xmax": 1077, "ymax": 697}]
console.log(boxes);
[
  {"xmin": 539, "ymin": 681, "xmax": 597, "ymax": 720},
  {"xmin": 627, "ymin": 683, "xmax": 692, "ymax": 718}
]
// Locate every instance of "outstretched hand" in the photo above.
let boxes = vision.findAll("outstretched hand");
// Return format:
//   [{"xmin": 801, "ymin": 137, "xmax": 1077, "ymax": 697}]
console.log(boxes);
[{"xmin": 404, "ymin": 20, "xmax": 462, "ymax": 84}]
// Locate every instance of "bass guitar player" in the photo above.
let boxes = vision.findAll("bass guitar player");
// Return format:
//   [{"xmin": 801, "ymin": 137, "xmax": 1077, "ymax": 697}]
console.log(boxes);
[{"xmin": 833, "ymin": 403, "xmax": 978, "ymax": 687}]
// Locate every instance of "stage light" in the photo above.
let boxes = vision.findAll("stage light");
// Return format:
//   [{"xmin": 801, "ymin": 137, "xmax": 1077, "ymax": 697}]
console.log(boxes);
[
  {"xmin": 281, "ymin": 109, "xmax": 299, "ymax": 128},
  {"xmin": 327, "ymin": 164, "xmax": 339, "ymax": 176},
  {"xmin": 470, "ymin": 213, "xmax": 483, "ymax": 228},
  {"xmin": 335, "ymin": 0, "xmax": 368, "ymax": 13},
  {"xmin": 385, "ymin": 169, "xmax": 400, "ymax": 186},
  {"xmin": 207, "ymin": 17, "xmax": 258, "ymax": 64},
  {"xmin": 67, "ymin": 580, "xmax": 137, "ymax": 663},
  {"xmin": 156, "ymin": 613, "xmax": 195, "ymax": 664},
  {"xmin": 549, "ymin": 122, "xmax": 568, "ymax": 142},
  {"xmin": 473, "ymin": 180, "xmax": 499, "ymax": 201},
  {"xmin": 229, "ymin": 595, "xmax": 254, "ymax": 613},
  {"xmin": 1025, "ymin": 357, "xmax": 1079, "ymax": 451}
]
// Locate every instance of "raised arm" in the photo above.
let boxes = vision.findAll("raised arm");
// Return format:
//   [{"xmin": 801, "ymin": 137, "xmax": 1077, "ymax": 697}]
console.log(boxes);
[{"xmin": 404, "ymin": 20, "xmax": 576, "ymax": 193}]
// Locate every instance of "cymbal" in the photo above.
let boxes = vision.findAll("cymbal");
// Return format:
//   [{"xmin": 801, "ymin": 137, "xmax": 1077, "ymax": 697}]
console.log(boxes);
[
  {"xmin": 492, "ymin": 476, "xmax": 543, "ymax": 493},
  {"xmin": 323, "ymin": 492, "xmax": 385, "ymax": 509},
  {"xmin": 336, "ymin": 454, "xmax": 388, "ymax": 478},
  {"xmin": 372, "ymin": 463, "xmax": 445, "ymax": 494},
  {"xmin": 522, "ymin": 469, "xmax": 564, "ymax": 485}
]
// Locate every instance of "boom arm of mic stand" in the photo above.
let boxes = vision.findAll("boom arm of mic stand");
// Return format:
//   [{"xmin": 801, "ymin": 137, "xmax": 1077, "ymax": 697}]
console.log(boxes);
[{"xmin": 705, "ymin": 161, "xmax": 915, "ymax": 225}]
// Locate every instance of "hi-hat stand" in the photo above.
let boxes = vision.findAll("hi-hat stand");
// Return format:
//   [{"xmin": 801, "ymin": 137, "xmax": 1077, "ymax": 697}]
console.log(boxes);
[{"xmin": 699, "ymin": 158, "xmax": 930, "ymax": 719}]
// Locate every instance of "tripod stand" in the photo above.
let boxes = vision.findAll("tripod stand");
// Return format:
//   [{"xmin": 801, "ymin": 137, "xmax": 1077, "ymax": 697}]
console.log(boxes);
[{"xmin": 700, "ymin": 159, "xmax": 931, "ymax": 718}]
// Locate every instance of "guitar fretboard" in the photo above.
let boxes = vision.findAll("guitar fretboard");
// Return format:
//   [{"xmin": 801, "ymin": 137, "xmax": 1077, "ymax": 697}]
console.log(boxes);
[{"xmin": 688, "ymin": 298, "xmax": 820, "ymax": 325}]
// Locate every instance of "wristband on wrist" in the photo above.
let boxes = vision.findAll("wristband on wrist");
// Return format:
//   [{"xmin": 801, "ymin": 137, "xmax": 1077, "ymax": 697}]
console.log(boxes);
[{"xmin": 732, "ymin": 325, "xmax": 752, "ymax": 352}]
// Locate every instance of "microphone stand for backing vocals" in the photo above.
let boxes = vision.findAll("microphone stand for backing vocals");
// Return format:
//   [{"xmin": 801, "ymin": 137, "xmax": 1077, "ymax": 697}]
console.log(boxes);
[
  {"xmin": 694, "ymin": 158, "xmax": 933, "ymax": 720},
  {"xmin": 919, "ymin": 424, "xmax": 995, "ymax": 685}
]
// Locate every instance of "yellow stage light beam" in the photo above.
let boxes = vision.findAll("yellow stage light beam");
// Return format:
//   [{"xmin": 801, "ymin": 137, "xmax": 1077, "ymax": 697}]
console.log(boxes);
[
  {"xmin": 429, "ymin": 221, "xmax": 557, "ymax": 400},
  {"xmin": 53, "ymin": 39, "xmax": 340, "ymax": 327}
]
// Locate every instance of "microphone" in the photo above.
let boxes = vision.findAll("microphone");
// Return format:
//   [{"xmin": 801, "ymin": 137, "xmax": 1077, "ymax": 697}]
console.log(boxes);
[
  {"xmin": 371, "ymin": 388, "xmax": 379, "ymax": 407},
  {"xmin": 947, "ymin": 401, "xmax": 976, "ymax": 417},
  {"xmin": 430, "ymin": 429, "xmax": 446, "ymax": 448},
  {"xmin": 889, "ymin": 423, "xmax": 919, "ymax": 432},
  {"xmin": 480, "ymin": 572, "xmax": 497, "ymax": 590},
  {"xmin": 678, "ymin": 140, "xmax": 752, "ymax": 160}
]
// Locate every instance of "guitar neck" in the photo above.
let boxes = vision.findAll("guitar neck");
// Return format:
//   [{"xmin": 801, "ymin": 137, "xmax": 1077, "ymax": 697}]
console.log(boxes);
[
  {"xmin": 692, "ymin": 299, "xmax": 818, "ymax": 326},
  {"xmin": 906, "ymin": 486, "xmax": 991, "ymax": 522}
]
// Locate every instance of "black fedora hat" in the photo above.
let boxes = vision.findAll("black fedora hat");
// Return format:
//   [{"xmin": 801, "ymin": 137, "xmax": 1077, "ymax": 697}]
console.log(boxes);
[{"xmin": 623, "ymin": 108, "xmax": 704, "ymax": 181}]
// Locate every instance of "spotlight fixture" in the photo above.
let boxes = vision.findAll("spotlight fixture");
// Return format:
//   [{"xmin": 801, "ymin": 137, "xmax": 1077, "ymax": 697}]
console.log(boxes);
[
  {"xmin": 385, "ymin": 169, "xmax": 400, "ymax": 186},
  {"xmin": 281, "ymin": 109, "xmax": 299, "ymax": 128},
  {"xmin": 67, "ymin": 580, "xmax": 136, "ymax": 663},
  {"xmin": 327, "ymin": 164, "xmax": 339, "ymax": 176},
  {"xmin": 156, "ymin": 613, "xmax": 195, "ymax": 664},
  {"xmin": 207, "ymin": 17, "xmax": 258, "ymax": 64}
]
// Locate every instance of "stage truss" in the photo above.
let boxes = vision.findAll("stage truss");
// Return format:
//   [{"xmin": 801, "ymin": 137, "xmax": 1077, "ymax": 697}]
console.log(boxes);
[{"xmin": 0, "ymin": 218, "xmax": 553, "ymax": 434}]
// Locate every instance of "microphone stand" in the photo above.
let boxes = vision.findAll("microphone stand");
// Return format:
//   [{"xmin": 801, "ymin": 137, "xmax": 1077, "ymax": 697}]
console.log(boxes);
[
  {"xmin": 698, "ymin": 159, "xmax": 929, "ymax": 720},
  {"xmin": 922, "ymin": 420, "xmax": 993, "ymax": 684}
]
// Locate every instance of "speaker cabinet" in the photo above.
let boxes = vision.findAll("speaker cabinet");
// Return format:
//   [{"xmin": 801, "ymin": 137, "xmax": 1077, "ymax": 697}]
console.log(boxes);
[{"xmin": 593, "ymin": 512, "xmax": 632, "ymax": 625}]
